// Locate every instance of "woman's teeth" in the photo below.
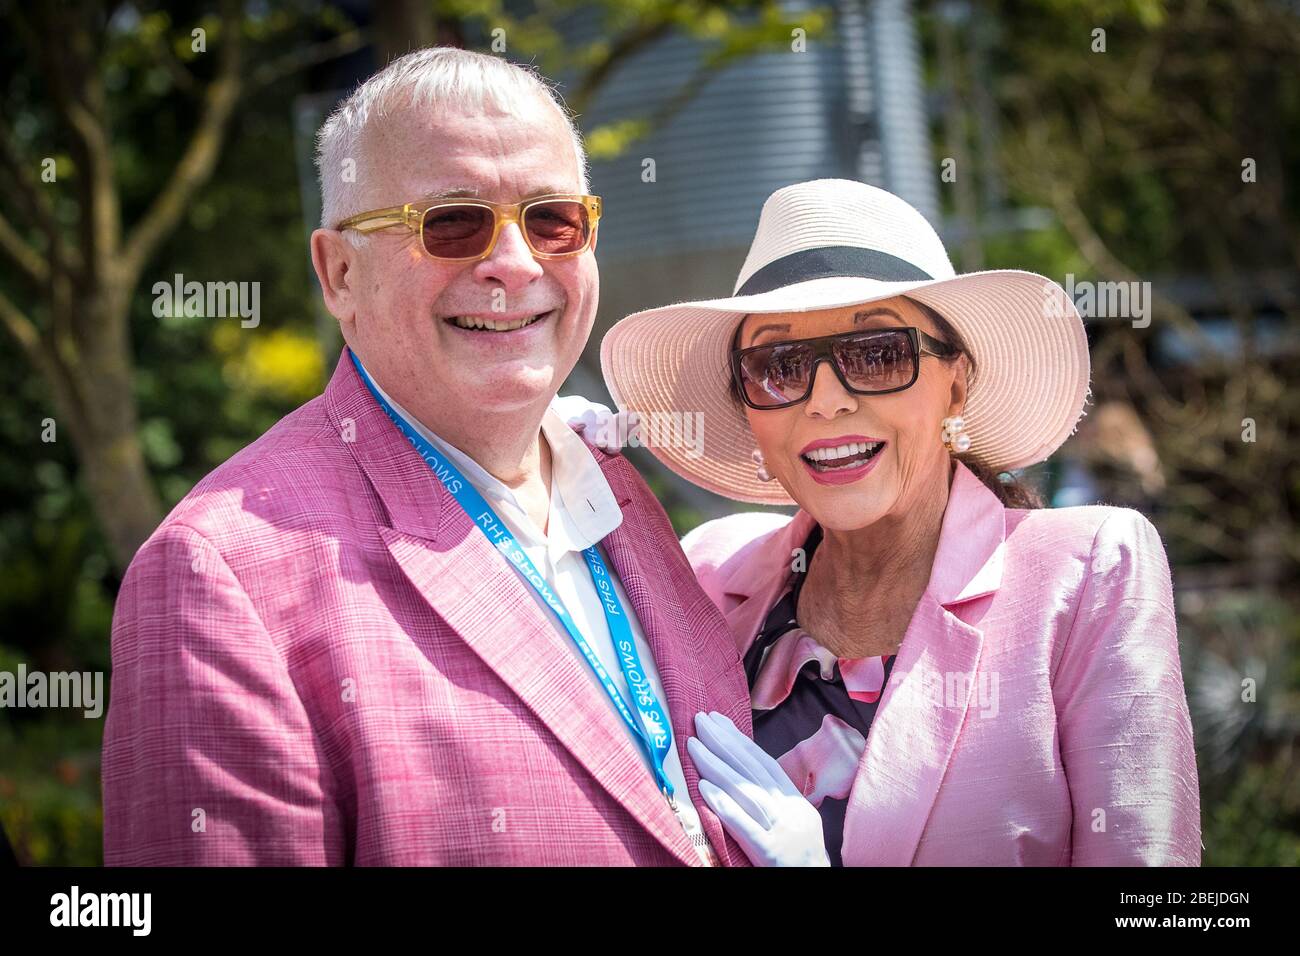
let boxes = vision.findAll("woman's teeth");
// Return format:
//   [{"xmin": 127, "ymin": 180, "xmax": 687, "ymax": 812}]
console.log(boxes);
[
  {"xmin": 802, "ymin": 441, "xmax": 884, "ymax": 470},
  {"xmin": 448, "ymin": 311, "xmax": 548, "ymax": 331}
]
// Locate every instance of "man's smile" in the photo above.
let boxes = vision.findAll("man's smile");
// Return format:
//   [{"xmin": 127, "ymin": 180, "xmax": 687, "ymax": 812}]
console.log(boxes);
[{"xmin": 442, "ymin": 307, "xmax": 559, "ymax": 333}]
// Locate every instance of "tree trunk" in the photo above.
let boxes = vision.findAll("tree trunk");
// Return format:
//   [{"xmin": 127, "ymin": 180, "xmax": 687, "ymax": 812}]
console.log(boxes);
[
  {"xmin": 373, "ymin": 0, "xmax": 437, "ymax": 64},
  {"xmin": 66, "ymin": 282, "xmax": 164, "ymax": 572},
  {"xmin": 72, "ymin": 359, "xmax": 164, "ymax": 573}
]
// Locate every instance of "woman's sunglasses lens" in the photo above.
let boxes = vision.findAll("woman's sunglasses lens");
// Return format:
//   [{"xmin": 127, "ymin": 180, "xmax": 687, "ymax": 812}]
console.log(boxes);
[
  {"xmin": 523, "ymin": 200, "xmax": 591, "ymax": 255},
  {"xmin": 422, "ymin": 205, "xmax": 495, "ymax": 258},
  {"xmin": 835, "ymin": 331, "xmax": 916, "ymax": 391},
  {"xmin": 742, "ymin": 344, "xmax": 814, "ymax": 407},
  {"xmin": 740, "ymin": 331, "xmax": 918, "ymax": 406}
]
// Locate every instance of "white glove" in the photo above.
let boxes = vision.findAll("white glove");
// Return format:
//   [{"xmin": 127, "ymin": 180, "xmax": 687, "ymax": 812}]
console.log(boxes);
[
  {"xmin": 687, "ymin": 710, "xmax": 831, "ymax": 867},
  {"xmin": 551, "ymin": 394, "xmax": 640, "ymax": 454}
]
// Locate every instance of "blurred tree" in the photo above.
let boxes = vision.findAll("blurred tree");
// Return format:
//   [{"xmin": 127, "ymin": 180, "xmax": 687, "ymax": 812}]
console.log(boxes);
[
  {"xmin": 0, "ymin": 0, "xmax": 365, "ymax": 571},
  {"xmin": 926, "ymin": 0, "xmax": 1299, "ymax": 582}
]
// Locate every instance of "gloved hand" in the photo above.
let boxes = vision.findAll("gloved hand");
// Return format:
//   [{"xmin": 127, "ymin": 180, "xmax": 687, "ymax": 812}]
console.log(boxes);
[
  {"xmin": 551, "ymin": 394, "xmax": 640, "ymax": 454},
  {"xmin": 687, "ymin": 710, "xmax": 831, "ymax": 867}
]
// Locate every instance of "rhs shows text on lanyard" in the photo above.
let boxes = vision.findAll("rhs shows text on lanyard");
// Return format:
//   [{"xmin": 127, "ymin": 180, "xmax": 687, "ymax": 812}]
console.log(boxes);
[{"xmin": 350, "ymin": 351, "xmax": 680, "ymax": 807}]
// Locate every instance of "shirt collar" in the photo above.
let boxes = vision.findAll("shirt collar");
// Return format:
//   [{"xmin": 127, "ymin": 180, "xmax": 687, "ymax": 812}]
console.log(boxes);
[
  {"xmin": 359, "ymin": 358, "xmax": 622, "ymax": 559},
  {"xmin": 536, "ymin": 408, "xmax": 624, "ymax": 552}
]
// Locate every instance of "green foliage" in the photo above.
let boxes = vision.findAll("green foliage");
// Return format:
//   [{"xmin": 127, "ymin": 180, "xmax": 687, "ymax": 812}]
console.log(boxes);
[
  {"xmin": 1, "ymin": 0, "xmax": 340, "ymax": 864},
  {"xmin": 1202, "ymin": 755, "xmax": 1300, "ymax": 866},
  {"xmin": 0, "ymin": 715, "xmax": 105, "ymax": 866},
  {"xmin": 440, "ymin": 0, "xmax": 830, "ymax": 151}
]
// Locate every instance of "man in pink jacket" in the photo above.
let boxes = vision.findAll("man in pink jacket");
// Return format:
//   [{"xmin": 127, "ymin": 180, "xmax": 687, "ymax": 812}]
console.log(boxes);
[{"xmin": 101, "ymin": 48, "xmax": 751, "ymax": 866}]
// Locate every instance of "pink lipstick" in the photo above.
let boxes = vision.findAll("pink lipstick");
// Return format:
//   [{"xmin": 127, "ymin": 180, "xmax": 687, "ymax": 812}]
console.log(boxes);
[{"xmin": 798, "ymin": 435, "xmax": 887, "ymax": 486}]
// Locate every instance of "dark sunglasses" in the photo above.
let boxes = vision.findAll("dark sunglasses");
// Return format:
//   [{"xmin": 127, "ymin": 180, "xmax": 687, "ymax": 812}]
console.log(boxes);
[{"xmin": 731, "ymin": 325, "xmax": 959, "ymax": 410}]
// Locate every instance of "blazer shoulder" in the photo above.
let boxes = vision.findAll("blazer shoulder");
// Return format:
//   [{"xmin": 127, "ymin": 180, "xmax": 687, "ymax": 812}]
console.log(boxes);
[
  {"xmin": 680, "ymin": 510, "xmax": 796, "ymax": 582},
  {"xmin": 1009, "ymin": 502, "xmax": 1165, "ymax": 563},
  {"xmin": 1026, "ymin": 506, "xmax": 1176, "ymax": 690},
  {"xmin": 1069, "ymin": 505, "xmax": 1171, "ymax": 580},
  {"xmin": 1027, "ymin": 506, "xmax": 1174, "ymax": 631},
  {"xmin": 134, "ymin": 395, "xmax": 361, "ymax": 561}
]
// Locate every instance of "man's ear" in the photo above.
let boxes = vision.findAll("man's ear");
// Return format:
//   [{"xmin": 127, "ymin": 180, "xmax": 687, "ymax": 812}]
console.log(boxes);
[{"xmin": 311, "ymin": 228, "xmax": 359, "ymax": 328}]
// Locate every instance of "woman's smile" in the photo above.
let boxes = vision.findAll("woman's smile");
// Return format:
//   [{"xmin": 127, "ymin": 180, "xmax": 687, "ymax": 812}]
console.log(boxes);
[{"xmin": 798, "ymin": 435, "xmax": 889, "ymax": 485}]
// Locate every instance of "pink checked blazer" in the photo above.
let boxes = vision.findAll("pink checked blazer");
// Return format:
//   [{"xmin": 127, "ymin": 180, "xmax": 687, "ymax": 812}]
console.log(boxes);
[
  {"xmin": 682, "ymin": 461, "xmax": 1202, "ymax": 866},
  {"xmin": 101, "ymin": 346, "xmax": 753, "ymax": 866}
]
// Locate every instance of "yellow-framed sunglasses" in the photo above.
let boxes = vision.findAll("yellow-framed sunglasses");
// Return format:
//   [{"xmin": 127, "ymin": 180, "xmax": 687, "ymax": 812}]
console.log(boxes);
[{"xmin": 336, "ymin": 194, "xmax": 602, "ymax": 262}]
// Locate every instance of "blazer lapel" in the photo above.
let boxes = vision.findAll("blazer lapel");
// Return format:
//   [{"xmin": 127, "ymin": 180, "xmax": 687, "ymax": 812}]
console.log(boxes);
[
  {"xmin": 838, "ymin": 594, "xmax": 986, "ymax": 865},
  {"xmin": 328, "ymin": 346, "xmax": 701, "ymax": 865},
  {"xmin": 380, "ymin": 519, "xmax": 701, "ymax": 865},
  {"xmin": 596, "ymin": 454, "xmax": 754, "ymax": 867},
  {"xmin": 839, "ymin": 462, "xmax": 1007, "ymax": 866}
]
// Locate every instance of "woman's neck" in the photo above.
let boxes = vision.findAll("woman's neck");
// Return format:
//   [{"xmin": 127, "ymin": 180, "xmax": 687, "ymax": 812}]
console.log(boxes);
[{"xmin": 797, "ymin": 462, "xmax": 954, "ymax": 659}]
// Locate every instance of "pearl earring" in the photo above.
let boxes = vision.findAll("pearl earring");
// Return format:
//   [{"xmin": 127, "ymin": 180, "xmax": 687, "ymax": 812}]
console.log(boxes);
[
  {"xmin": 752, "ymin": 448, "xmax": 774, "ymax": 482},
  {"xmin": 941, "ymin": 416, "xmax": 971, "ymax": 454}
]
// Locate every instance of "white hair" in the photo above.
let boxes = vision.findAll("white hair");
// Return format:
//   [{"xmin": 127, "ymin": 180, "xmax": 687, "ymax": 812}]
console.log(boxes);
[{"xmin": 315, "ymin": 47, "xmax": 589, "ymax": 242}]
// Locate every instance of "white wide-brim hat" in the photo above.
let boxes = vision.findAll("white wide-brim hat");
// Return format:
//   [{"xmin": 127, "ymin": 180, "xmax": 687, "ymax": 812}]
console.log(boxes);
[{"xmin": 599, "ymin": 178, "xmax": 1091, "ymax": 505}]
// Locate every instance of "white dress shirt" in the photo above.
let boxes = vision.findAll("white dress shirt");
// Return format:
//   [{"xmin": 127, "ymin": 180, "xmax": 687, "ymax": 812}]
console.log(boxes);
[{"xmin": 362, "ymin": 369, "xmax": 717, "ymax": 865}]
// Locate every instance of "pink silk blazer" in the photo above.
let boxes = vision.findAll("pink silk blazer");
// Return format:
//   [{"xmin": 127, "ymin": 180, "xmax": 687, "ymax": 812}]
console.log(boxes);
[
  {"xmin": 681, "ymin": 460, "xmax": 1202, "ymax": 866},
  {"xmin": 101, "ymin": 346, "xmax": 753, "ymax": 866}
]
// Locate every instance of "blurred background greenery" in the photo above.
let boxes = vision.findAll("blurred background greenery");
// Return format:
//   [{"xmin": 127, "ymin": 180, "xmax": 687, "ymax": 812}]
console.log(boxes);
[{"xmin": 1, "ymin": 0, "xmax": 1296, "ymax": 865}]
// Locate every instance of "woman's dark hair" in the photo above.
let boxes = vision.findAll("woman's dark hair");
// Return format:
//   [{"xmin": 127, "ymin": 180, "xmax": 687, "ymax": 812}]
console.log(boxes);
[{"xmin": 726, "ymin": 304, "xmax": 1044, "ymax": 510}]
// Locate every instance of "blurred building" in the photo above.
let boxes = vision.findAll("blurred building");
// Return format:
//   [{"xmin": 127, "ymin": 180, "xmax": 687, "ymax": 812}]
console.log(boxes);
[{"xmin": 571, "ymin": 0, "xmax": 937, "ymax": 384}]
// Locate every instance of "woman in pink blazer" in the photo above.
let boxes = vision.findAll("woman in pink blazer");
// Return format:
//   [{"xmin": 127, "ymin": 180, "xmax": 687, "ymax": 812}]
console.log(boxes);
[{"xmin": 595, "ymin": 179, "xmax": 1201, "ymax": 866}]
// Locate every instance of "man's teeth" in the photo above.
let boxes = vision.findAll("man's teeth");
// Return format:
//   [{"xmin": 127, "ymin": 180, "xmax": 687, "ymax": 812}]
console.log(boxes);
[
  {"xmin": 448, "ymin": 312, "xmax": 547, "ymax": 331},
  {"xmin": 802, "ymin": 441, "xmax": 883, "ymax": 468}
]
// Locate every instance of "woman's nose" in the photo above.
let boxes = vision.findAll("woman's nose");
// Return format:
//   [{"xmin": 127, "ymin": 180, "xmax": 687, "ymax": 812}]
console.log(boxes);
[{"xmin": 803, "ymin": 358, "xmax": 858, "ymax": 419}]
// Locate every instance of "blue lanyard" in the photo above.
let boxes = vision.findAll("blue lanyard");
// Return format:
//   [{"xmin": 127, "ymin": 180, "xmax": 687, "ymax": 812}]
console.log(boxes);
[{"xmin": 349, "ymin": 351, "xmax": 676, "ymax": 801}]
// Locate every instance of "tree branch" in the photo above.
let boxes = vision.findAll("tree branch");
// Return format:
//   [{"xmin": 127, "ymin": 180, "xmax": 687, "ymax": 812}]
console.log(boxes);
[
  {"xmin": 0, "ymin": 286, "xmax": 47, "ymax": 370},
  {"xmin": 18, "ymin": 4, "xmax": 132, "ymax": 404},
  {"xmin": 33, "ymin": 4, "xmax": 122, "ymax": 284},
  {"xmin": 567, "ymin": 19, "xmax": 676, "ymax": 115},
  {"xmin": 249, "ymin": 28, "xmax": 367, "ymax": 90},
  {"xmin": 120, "ymin": 0, "xmax": 245, "ymax": 284},
  {"xmin": 1042, "ymin": 181, "xmax": 1218, "ymax": 352},
  {"xmin": 0, "ymin": 210, "xmax": 50, "ymax": 286},
  {"xmin": 0, "ymin": 286, "xmax": 90, "ymax": 445},
  {"xmin": 0, "ymin": 115, "xmax": 77, "ymax": 272}
]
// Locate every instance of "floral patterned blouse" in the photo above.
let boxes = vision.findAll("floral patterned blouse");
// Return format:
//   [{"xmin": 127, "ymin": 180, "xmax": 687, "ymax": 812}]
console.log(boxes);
[{"xmin": 743, "ymin": 525, "xmax": 897, "ymax": 866}]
